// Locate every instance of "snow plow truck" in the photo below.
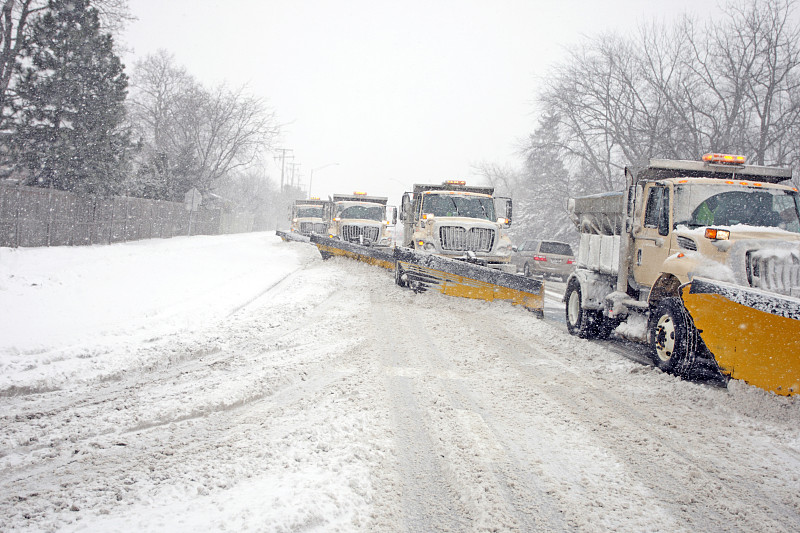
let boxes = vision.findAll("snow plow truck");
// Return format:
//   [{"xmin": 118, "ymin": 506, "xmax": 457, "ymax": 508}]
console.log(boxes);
[
  {"xmin": 398, "ymin": 180, "xmax": 515, "ymax": 272},
  {"xmin": 290, "ymin": 198, "xmax": 328, "ymax": 236},
  {"xmin": 276, "ymin": 198, "xmax": 329, "ymax": 243},
  {"xmin": 325, "ymin": 192, "xmax": 396, "ymax": 247},
  {"xmin": 565, "ymin": 154, "xmax": 800, "ymax": 395},
  {"xmin": 391, "ymin": 180, "xmax": 542, "ymax": 313}
]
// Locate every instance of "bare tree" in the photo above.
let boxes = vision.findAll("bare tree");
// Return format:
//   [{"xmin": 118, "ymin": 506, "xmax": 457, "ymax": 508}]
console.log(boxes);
[
  {"xmin": 127, "ymin": 51, "xmax": 280, "ymax": 200},
  {"xmin": 174, "ymin": 83, "xmax": 279, "ymax": 193},
  {"xmin": 537, "ymin": 0, "xmax": 800, "ymax": 198}
]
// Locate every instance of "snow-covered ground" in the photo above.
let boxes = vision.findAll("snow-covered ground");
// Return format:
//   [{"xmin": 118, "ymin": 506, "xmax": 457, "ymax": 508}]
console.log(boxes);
[{"xmin": 1, "ymin": 232, "xmax": 798, "ymax": 531}]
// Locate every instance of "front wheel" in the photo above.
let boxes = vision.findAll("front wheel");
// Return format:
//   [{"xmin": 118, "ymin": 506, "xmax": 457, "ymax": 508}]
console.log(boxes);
[
  {"xmin": 565, "ymin": 280, "xmax": 612, "ymax": 339},
  {"xmin": 394, "ymin": 262, "xmax": 407, "ymax": 287},
  {"xmin": 648, "ymin": 297, "xmax": 697, "ymax": 376}
]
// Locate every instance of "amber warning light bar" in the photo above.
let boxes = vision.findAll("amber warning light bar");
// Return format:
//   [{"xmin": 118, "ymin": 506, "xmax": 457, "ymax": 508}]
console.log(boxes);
[{"xmin": 702, "ymin": 153, "xmax": 746, "ymax": 165}]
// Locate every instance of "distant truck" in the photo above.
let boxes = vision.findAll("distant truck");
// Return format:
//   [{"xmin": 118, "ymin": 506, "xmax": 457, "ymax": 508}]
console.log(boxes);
[
  {"xmin": 564, "ymin": 154, "xmax": 799, "ymax": 384},
  {"xmin": 399, "ymin": 180, "xmax": 515, "ymax": 272},
  {"xmin": 325, "ymin": 192, "xmax": 397, "ymax": 247},
  {"xmin": 289, "ymin": 198, "xmax": 328, "ymax": 236}
]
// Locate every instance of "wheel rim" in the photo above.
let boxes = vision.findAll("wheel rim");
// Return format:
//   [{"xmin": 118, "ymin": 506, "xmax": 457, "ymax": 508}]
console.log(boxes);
[
  {"xmin": 654, "ymin": 314, "xmax": 676, "ymax": 362},
  {"xmin": 567, "ymin": 289, "xmax": 581, "ymax": 326}
]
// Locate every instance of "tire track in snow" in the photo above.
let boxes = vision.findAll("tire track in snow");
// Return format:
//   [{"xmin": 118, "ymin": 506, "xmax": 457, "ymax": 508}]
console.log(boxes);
[
  {"xmin": 369, "ymin": 289, "xmax": 569, "ymax": 532},
  {"xmin": 368, "ymin": 291, "xmax": 471, "ymax": 532},
  {"xmin": 484, "ymin": 315, "xmax": 800, "ymax": 531}
]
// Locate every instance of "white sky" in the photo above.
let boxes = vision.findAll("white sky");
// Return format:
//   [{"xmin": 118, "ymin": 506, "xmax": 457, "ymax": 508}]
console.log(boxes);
[{"xmin": 121, "ymin": 0, "xmax": 719, "ymax": 203}]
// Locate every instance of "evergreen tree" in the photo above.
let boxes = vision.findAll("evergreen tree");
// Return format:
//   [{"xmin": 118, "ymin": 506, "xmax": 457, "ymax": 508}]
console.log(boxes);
[
  {"xmin": 11, "ymin": 0, "xmax": 130, "ymax": 195},
  {"xmin": 516, "ymin": 111, "xmax": 577, "ymax": 244}
]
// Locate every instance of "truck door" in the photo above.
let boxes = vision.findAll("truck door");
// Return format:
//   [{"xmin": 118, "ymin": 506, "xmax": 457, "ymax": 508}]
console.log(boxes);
[
  {"xmin": 401, "ymin": 193, "xmax": 413, "ymax": 246},
  {"xmin": 633, "ymin": 183, "xmax": 672, "ymax": 288},
  {"xmin": 323, "ymin": 202, "xmax": 335, "ymax": 237}
]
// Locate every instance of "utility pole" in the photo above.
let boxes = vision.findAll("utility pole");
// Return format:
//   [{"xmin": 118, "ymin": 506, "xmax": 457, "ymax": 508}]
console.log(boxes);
[
  {"xmin": 274, "ymin": 148, "xmax": 293, "ymax": 192},
  {"xmin": 291, "ymin": 163, "xmax": 301, "ymax": 189}
]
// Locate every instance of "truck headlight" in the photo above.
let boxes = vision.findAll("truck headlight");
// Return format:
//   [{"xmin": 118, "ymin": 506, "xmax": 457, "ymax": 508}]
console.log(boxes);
[
  {"xmin": 424, "ymin": 242, "xmax": 436, "ymax": 251},
  {"xmin": 705, "ymin": 228, "xmax": 730, "ymax": 240}
]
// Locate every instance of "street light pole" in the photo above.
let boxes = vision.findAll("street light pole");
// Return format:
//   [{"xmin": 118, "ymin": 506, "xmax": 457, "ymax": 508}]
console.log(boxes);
[{"xmin": 308, "ymin": 162, "xmax": 339, "ymax": 199}]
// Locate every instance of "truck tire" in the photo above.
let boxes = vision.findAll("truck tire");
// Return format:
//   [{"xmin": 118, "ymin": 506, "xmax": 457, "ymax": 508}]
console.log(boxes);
[
  {"xmin": 648, "ymin": 297, "xmax": 697, "ymax": 377},
  {"xmin": 394, "ymin": 262, "xmax": 407, "ymax": 287},
  {"xmin": 565, "ymin": 280, "xmax": 611, "ymax": 339}
]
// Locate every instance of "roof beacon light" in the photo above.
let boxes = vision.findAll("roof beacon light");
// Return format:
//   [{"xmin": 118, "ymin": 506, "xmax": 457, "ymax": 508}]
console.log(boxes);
[
  {"xmin": 702, "ymin": 153, "xmax": 746, "ymax": 165},
  {"xmin": 445, "ymin": 180, "xmax": 466, "ymax": 186},
  {"xmin": 353, "ymin": 191, "xmax": 367, "ymax": 195}
]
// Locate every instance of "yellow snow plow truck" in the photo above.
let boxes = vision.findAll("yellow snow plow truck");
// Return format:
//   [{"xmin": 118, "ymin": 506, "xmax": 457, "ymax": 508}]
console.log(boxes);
[{"xmin": 565, "ymin": 154, "xmax": 800, "ymax": 395}]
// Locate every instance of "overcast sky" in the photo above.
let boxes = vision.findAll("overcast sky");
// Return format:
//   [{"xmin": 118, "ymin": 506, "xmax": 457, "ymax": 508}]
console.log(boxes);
[{"xmin": 121, "ymin": 0, "xmax": 720, "ymax": 203}]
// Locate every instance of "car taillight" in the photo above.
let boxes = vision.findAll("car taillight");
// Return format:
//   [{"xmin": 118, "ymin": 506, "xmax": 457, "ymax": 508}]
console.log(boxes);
[
  {"xmin": 567, "ymin": 259, "xmax": 574, "ymax": 264},
  {"xmin": 533, "ymin": 255, "xmax": 546, "ymax": 261}
]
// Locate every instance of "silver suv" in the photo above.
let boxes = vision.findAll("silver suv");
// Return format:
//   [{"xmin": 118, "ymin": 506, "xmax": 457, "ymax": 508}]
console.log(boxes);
[{"xmin": 512, "ymin": 240, "xmax": 575, "ymax": 280}]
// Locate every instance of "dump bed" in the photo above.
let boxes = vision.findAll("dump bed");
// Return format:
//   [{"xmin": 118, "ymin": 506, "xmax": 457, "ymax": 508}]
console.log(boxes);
[
  {"xmin": 412, "ymin": 183, "xmax": 494, "ymax": 196},
  {"xmin": 295, "ymin": 198, "xmax": 327, "ymax": 207},
  {"xmin": 332, "ymin": 194, "xmax": 388, "ymax": 205}
]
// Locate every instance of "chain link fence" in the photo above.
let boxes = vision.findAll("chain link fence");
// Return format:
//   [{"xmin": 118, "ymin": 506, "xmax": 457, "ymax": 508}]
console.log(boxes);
[{"xmin": 0, "ymin": 183, "xmax": 255, "ymax": 248}]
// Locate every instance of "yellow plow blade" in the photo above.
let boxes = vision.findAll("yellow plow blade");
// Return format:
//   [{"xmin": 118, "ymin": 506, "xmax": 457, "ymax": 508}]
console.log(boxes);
[
  {"xmin": 682, "ymin": 279, "xmax": 800, "ymax": 396},
  {"xmin": 394, "ymin": 247, "xmax": 544, "ymax": 314},
  {"xmin": 276, "ymin": 230, "xmax": 310, "ymax": 243},
  {"xmin": 310, "ymin": 234, "xmax": 395, "ymax": 271}
]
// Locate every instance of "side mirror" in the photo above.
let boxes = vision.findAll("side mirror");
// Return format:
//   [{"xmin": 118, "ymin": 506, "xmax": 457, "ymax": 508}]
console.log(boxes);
[
  {"xmin": 512, "ymin": 245, "xmax": 518, "ymax": 252},
  {"xmin": 495, "ymin": 197, "xmax": 512, "ymax": 227}
]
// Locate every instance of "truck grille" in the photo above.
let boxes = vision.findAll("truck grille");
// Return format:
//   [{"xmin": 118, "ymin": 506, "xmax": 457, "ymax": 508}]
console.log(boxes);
[
  {"xmin": 299, "ymin": 222, "xmax": 326, "ymax": 234},
  {"xmin": 342, "ymin": 224, "xmax": 380, "ymax": 243},
  {"xmin": 677, "ymin": 236, "xmax": 697, "ymax": 251},
  {"xmin": 300, "ymin": 222, "xmax": 326, "ymax": 235},
  {"xmin": 746, "ymin": 249, "xmax": 800, "ymax": 297},
  {"xmin": 439, "ymin": 226, "xmax": 495, "ymax": 252}
]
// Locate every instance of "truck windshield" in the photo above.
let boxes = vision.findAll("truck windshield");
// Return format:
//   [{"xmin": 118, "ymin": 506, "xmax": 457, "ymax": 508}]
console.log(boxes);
[
  {"xmin": 337, "ymin": 204, "xmax": 384, "ymax": 221},
  {"xmin": 297, "ymin": 207, "xmax": 323, "ymax": 218},
  {"xmin": 422, "ymin": 194, "xmax": 495, "ymax": 220},
  {"xmin": 674, "ymin": 184, "xmax": 800, "ymax": 233}
]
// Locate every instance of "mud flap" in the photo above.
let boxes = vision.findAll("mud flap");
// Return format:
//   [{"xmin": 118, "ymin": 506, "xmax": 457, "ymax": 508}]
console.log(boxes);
[
  {"xmin": 394, "ymin": 247, "xmax": 544, "ymax": 315},
  {"xmin": 310, "ymin": 234, "xmax": 395, "ymax": 270},
  {"xmin": 682, "ymin": 277, "xmax": 800, "ymax": 396},
  {"xmin": 276, "ymin": 230, "xmax": 310, "ymax": 243}
]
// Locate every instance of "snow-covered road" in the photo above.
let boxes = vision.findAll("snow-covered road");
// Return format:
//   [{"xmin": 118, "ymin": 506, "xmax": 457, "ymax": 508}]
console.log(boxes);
[{"xmin": 1, "ymin": 233, "xmax": 799, "ymax": 531}]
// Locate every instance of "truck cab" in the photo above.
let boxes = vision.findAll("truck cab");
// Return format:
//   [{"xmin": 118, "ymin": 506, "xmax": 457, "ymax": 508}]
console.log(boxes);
[
  {"xmin": 399, "ymin": 180, "xmax": 515, "ymax": 272},
  {"xmin": 325, "ymin": 192, "xmax": 397, "ymax": 247},
  {"xmin": 290, "ymin": 198, "xmax": 328, "ymax": 236},
  {"xmin": 628, "ymin": 161, "xmax": 800, "ymax": 302}
]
